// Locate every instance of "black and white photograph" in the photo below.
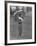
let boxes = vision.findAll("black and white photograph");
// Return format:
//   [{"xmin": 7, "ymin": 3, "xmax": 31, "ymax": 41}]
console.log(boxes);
[
  {"xmin": 5, "ymin": 1, "xmax": 36, "ymax": 45},
  {"xmin": 10, "ymin": 6, "xmax": 32, "ymax": 40}
]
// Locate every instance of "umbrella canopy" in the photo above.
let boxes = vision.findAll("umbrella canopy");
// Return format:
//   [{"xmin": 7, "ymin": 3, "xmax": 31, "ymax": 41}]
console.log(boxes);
[{"xmin": 13, "ymin": 10, "xmax": 26, "ymax": 22}]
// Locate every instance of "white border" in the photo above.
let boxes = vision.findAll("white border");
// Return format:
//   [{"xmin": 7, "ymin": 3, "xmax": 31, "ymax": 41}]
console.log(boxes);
[{"xmin": 7, "ymin": 3, "xmax": 35, "ymax": 43}]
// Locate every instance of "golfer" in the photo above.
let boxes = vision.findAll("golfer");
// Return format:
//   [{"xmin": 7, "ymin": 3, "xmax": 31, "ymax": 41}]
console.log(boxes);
[{"xmin": 13, "ymin": 10, "xmax": 24, "ymax": 37}]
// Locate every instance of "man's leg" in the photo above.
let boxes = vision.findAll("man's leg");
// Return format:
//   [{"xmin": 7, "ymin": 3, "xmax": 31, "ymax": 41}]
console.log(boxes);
[{"xmin": 18, "ymin": 22, "xmax": 22, "ymax": 37}]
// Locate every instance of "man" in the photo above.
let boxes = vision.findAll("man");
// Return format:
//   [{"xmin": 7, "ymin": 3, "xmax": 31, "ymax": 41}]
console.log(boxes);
[{"xmin": 13, "ymin": 10, "xmax": 25, "ymax": 38}]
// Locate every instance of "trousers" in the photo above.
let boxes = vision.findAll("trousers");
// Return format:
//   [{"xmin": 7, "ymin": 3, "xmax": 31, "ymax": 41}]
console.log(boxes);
[{"xmin": 18, "ymin": 22, "xmax": 22, "ymax": 37}]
